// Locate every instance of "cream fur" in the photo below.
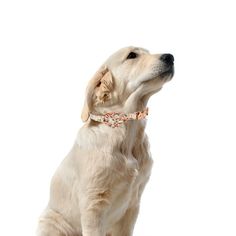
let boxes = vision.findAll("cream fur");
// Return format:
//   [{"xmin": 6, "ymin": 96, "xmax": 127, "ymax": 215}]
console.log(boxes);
[{"xmin": 37, "ymin": 46, "xmax": 174, "ymax": 236}]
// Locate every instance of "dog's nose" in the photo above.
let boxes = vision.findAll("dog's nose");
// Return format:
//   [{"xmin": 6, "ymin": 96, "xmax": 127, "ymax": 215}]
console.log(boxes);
[{"xmin": 160, "ymin": 54, "xmax": 174, "ymax": 66}]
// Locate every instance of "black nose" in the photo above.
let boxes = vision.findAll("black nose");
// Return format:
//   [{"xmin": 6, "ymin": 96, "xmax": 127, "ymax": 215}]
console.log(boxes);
[{"xmin": 160, "ymin": 54, "xmax": 174, "ymax": 66}]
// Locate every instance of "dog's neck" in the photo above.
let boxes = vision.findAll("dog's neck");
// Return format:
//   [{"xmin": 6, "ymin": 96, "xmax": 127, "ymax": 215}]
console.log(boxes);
[
  {"xmin": 88, "ymin": 90, "xmax": 151, "ymax": 128},
  {"xmin": 97, "ymin": 115, "xmax": 147, "ymax": 157},
  {"xmin": 78, "ymin": 90, "xmax": 152, "ymax": 159}
]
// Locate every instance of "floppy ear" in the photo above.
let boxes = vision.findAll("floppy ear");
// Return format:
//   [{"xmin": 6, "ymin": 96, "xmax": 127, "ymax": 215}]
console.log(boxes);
[{"xmin": 81, "ymin": 66, "xmax": 113, "ymax": 122}]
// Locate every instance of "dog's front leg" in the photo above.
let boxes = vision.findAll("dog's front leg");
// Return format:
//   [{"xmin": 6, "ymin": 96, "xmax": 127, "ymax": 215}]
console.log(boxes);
[
  {"xmin": 111, "ymin": 181, "xmax": 149, "ymax": 236},
  {"xmin": 80, "ymin": 188, "xmax": 110, "ymax": 236},
  {"xmin": 111, "ymin": 205, "xmax": 140, "ymax": 236},
  {"xmin": 81, "ymin": 211, "xmax": 106, "ymax": 236}
]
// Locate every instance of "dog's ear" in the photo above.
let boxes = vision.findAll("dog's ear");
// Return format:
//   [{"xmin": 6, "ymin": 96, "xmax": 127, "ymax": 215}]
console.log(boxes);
[{"xmin": 81, "ymin": 66, "xmax": 113, "ymax": 122}]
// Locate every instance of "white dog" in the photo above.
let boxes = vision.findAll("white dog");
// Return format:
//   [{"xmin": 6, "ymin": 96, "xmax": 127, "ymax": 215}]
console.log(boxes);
[{"xmin": 37, "ymin": 46, "xmax": 174, "ymax": 236}]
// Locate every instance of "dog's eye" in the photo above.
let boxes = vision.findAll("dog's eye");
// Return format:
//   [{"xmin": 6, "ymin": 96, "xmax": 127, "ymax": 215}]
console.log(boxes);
[{"xmin": 126, "ymin": 52, "xmax": 138, "ymax": 60}]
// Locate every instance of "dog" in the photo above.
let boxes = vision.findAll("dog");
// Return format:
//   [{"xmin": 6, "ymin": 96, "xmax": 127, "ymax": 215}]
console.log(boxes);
[{"xmin": 37, "ymin": 46, "xmax": 174, "ymax": 236}]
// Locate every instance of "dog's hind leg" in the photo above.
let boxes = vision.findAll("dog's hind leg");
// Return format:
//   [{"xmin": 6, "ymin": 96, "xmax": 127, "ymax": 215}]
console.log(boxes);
[
  {"xmin": 36, "ymin": 209, "xmax": 76, "ymax": 236},
  {"xmin": 37, "ymin": 223, "xmax": 64, "ymax": 236}
]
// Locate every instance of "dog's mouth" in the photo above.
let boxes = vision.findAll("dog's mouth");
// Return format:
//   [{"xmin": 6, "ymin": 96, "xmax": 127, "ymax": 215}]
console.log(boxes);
[
  {"xmin": 159, "ymin": 65, "xmax": 175, "ymax": 81},
  {"xmin": 148, "ymin": 63, "xmax": 175, "ymax": 83}
]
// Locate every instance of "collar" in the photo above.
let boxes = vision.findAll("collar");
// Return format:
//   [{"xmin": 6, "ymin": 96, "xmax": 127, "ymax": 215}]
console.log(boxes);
[{"xmin": 89, "ymin": 107, "xmax": 149, "ymax": 128}]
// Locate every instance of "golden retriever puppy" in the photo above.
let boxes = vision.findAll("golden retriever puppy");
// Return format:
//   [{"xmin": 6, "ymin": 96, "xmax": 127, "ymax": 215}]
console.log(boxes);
[{"xmin": 37, "ymin": 46, "xmax": 174, "ymax": 236}]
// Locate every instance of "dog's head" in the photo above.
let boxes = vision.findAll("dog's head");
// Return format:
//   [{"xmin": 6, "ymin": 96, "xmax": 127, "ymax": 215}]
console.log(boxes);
[{"xmin": 81, "ymin": 46, "xmax": 174, "ymax": 122}]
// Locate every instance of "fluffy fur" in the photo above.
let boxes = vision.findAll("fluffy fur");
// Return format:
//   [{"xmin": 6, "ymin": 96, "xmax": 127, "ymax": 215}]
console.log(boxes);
[{"xmin": 37, "ymin": 46, "xmax": 174, "ymax": 236}]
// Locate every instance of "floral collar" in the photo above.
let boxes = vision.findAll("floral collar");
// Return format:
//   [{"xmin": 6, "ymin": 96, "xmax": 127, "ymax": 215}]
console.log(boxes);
[{"xmin": 89, "ymin": 108, "xmax": 149, "ymax": 128}]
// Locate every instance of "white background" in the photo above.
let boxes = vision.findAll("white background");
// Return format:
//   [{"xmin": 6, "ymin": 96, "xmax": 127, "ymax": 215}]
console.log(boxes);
[{"xmin": 0, "ymin": 0, "xmax": 236, "ymax": 235}]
